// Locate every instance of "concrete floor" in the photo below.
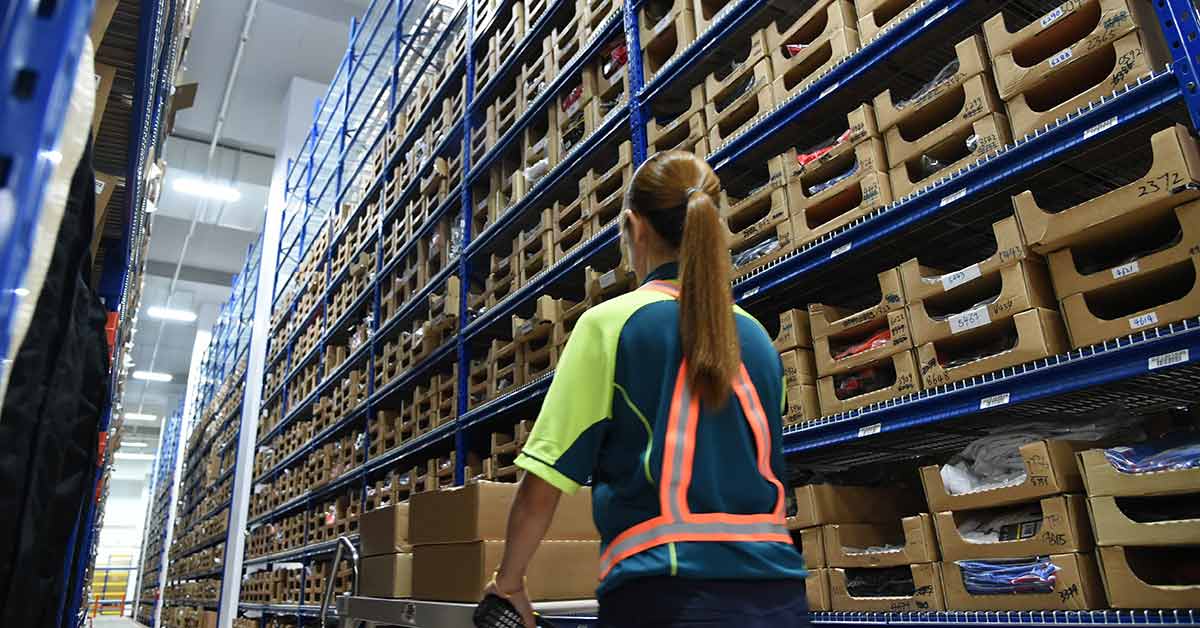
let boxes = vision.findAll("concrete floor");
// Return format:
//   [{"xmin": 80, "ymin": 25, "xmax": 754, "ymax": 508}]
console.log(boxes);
[{"xmin": 91, "ymin": 617, "xmax": 146, "ymax": 628}]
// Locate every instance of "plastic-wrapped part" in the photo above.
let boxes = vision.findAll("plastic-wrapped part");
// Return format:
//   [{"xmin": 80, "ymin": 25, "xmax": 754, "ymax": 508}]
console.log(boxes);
[
  {"xmin": 1103, "ymin": 435, "xmax": 1200, "ymax": 474},
  {"xmin": 732, "ymin": 236, "xmax": 780, "ymax": 268},
  {"xmin": 955, "ymin": 503, "xmax": 1042, "ymax": 544},
  {"xmin": 781, "ymin": 43, "xmax": 809, "ymax": 59},
  {"xmin": 526, "ymin": 77, "xmax": 546, "ymax": 102},
  {"xmin": 936, "ymin": 329, "xmax": 1018, "ymax": 369},
  {"xmin": 603, "ymin": 41, "xmax": 629, "ymax": 77},
  {"xmin": 714, "ymin": 72, "xmax": 760, "ymax": 111},
  {"xmin": 955, "ymin": 557, "xmax": 1059, "ymax": 595},
  {"xmin": 524, "ymin": 158, "xmax": 550, "ymax": 185},
  {"xmin": 833, "ymin": 366, "xmax": 889, "ymax": 398},
  {"xmin": 832, "ymin": 328, "xmax": 891, "ymax": 360},
  {"xmin": 807, "ymin": 159, "xmax": 859, "ymax": 196},
  {"xmin": 796, "ymin": 129, "xmax": 853, "ymax": 170},
  {"xmin": 893, "ymin": 58, "xmax": 960, "ymax": 111},
  {"xmin": 450, "ymin": 212, "xmax": 466, "ymax": 258},
  {"xmin": 917, "ymin": 134, "xmax": 977, "ymax": 180}
]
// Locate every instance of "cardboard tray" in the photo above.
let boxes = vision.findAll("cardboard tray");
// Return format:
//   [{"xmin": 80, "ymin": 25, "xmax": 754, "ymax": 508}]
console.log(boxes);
[
  {"xmin": 785, "ymin": 383, "xmax": 821, "ymax": 425},
  {"xmin": 816, "ymin": 349, "xmax": 922, "ymax": 416},
  {"xmin": 1088, "ymin": 493, "xmax": 1200, "ymax": 546},
  {"xmin": 874, "ymin": 35, "xmax": 991, "ymax": 137},
  {"xmin": 830, "ymin": 562, "xmax": 946, "ymax": 611},
  {"xmin": 815, "ymin": 308, "xmax": 913, "ymax": 377},
  {"xmin": 646, "ymin": 83, "xmax": 708, "ymax": 145},
  {"xmin": 413, "ymin": 540, "xmax": 599, "ymax": 602},
  {"xmin": 900, "ymin": 216, "xmax": 1033, "ymax": 303},
  {"xmin": 888, "ymin": 112, "xmax": 1012, "ymax": 199},
  {"xmin": 1049, "ymin": 200, "xmax": 1200, "ymax": 300},
  {"xmin": 933, "ymin": 494, "xmax": 1093, "ymax": 561},
  {"xmin": 941, "ymin": 552, "xmax": 1107, "ymax": 611},
  {"xmin": 724, "ymin": 184, "xmax": 793, "ymax": 251},
  {"xmin": 731, "ymin": 219, "xmax": 797, "ymax": 280},
  {"xmin": 823, "ymin": 514, "xmax": 939, "ymax": 568},
  {"xmin": 1016, "ymin": 125, "xmax": 1200, "ymax": 254},
  {"xmin": 1061, "ymin": 255, "xmax": 1200, "ymax": 348},
  {"xmin": 883, "ymin": 73, "xmax": 1005, "ymax": 170},
  {"xmin": 792, "ymin": 483, "xmax": 925, "ymax": 529},
  {"xmin": 915, "ymin": 307, "xmax": 1070, "ymax": 388},
  {"xmin": 786, "ymin": 137, "xmax": 889, "ymax": 201},
  {"xmin": 908, "ymin": 260, "xmax": 1057, "ymax": 346},
  {"xmin": 792, "ymin": 525, "xmax": 828, "ymax": 568},
  {"xmin": 988, "ymin": 0, "xmax": 1161, "ymax": 99},
  {"xmin": 856, "ymin": 0, "xmax": 924, "ymax": 45},
  {"xmin": 1077, "ymin": 447, "xmax": 1200, "ymax": 497},
  {"xmin": 808, "ymin": 268, "xmax": 907, "ymax": 340},
  {"xmin": 771, "ymin": 27, "xmax": 861, "ymax": 104},
  {"xmin": 774, "ymin": 308, "xmax": 814, "ymax": 351},
  {"xmin": 781, "ymin": 348, "xmax": 819, "ymax": 388},
  {"xmin": 790, "ymin": 171, "xmax": 894, "ymax": 247},
  {"xmin": 768, "ymin": 0, "xmax": 858, "ymax": 85},
  {"xmin": 1098, "ymin": 545, "xmax": 1200, "ymax": 608},
  {"xmin": 1006, "ymin": 29, "xmax": 1170, "ymax": 139},
  {"xmin": 808, "ymin": 569, "xmax": 833, "ymax": 611},
  {"xmin": 921, "ymin": 440, "xmax": 1093, "ymax": 512}
]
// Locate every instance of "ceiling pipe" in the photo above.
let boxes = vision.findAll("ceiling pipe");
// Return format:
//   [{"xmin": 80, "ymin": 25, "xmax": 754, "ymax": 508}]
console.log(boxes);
[{"xmin": 137, "ymin": 0, "xmax": 261, "ymax": 415}]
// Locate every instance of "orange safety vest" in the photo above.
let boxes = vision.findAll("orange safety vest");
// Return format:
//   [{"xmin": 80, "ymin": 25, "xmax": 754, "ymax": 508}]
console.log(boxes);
[{"xmin": 597, "ymin": 280, "xmax": 793, "ymax": 581}]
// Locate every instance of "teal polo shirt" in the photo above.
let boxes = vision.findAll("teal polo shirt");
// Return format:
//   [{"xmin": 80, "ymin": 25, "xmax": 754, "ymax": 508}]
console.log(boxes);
[{"xmin": 514, "ymin": 263, "xmax": 806, "ymax": 597}]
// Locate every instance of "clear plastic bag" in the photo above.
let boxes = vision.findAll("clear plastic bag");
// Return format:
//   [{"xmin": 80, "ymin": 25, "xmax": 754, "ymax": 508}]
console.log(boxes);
[
  {"xmin": 956, "ymin": 558, "xmax": 1059, "ymax": 595},
  {"xmin": 894, "ymin": 58, "xmax": 960, "ymax": 111},
  {"xmin": 917, "ymin": 134, "xmax": 977, "ymax": 180},
  {"xmin": 796, "ymin": 128, "xmax": 854, "ymax": 170},
  {"xmin": 733, "ymin": 236, "xmax": 779, "ymax": 268},
  {"xmin": 524, "ymin": 158, "xmax": 550, "ymax": 185},
  {"xmin": 1104, "ymin": 435, "xmax": 1200, "ymax": 474}
]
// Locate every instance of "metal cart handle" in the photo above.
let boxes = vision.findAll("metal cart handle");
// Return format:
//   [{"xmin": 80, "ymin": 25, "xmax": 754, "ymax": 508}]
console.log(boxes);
[{"xmin": 320, "ymin": 535, "xmax": 360, "ymax": 625}]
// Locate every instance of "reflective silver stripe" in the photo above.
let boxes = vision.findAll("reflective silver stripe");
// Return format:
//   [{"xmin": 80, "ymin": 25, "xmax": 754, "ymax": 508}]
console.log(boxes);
[
  {"xmin": 666, "ymin": 368, "xmax": 692, "ymax": 523},
  {"xmin": 733, "ymin": 371, "xmax": 770, "ymax": 471},
  {"xmin": 600, "ymin": 520, "xmax": 791, "ymax": 575}
]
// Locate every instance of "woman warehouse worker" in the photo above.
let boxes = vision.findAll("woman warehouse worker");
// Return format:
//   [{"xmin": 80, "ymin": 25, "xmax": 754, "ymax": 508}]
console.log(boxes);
[{"xmin": 483, "ymin": 151, "xmax": 808, "ymax": 627}]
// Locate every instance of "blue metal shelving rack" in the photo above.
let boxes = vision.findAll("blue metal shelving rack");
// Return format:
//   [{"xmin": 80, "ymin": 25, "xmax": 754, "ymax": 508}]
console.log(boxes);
[
  {"xmin": 152, "ymin": 0, "xmax": 1200, "ymax": 625},
  {"xmin": 134, "ymin": 407, "xmax": 186, "ymax": 628}
]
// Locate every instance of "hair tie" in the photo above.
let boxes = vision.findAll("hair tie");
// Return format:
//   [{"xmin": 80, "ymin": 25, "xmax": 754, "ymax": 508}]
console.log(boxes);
[{"xmin": 686, "ymin": 187, "xmax": 704, "ymax": 199}]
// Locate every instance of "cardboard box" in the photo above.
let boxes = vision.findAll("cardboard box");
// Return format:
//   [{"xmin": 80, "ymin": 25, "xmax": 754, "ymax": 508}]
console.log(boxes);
[
  {"xmin": 790, "ymin": 171, "xmax": 894, "ymax": 246},
  {"xmin": 1048, "ymin": 200, "xmax": 1200, "ymax": 300},
  {"xmin": 1098, "ymin": 545, "xmax": 1200, "ymax": 608},
  {"xmin": 201, "ymin": 611, "xmax": 218, "ymax": 628},
  {"xmin": 731, "ymin": 219, "xmax": 796, "ymax": 279},
  {"xmin": 874, "ymin": 35, "xmax": 991, "ymax": 137},
  {"xmin": 774, "ymin": 309, "xmax": 813, "ymax": 351},
  {"xmin": 359, "ymin": 553, "xmax": 413, "ymax": 598},
  {"xmin": 646, "ymin": 83, "xmax": 707, "ymax": 146},
  {"xmin": 856, "ymin": 0, "xmax": 925, "ymax": 44},
  {"xmin": 1005, "ymin": 29, "xmax": 1169, "ymax": 139},
  {"xmin": 409, "ymin": 481, "xmax": 597, "ymax": 545},
  {"xmin": 823, "ymin": 514, "xmax": 938, "ymax": 568},
  {"xmin": 768, "ymin": 0, "xmax": 858, "ymax": 91},
  {"xmin": 770, "ymin": 28, "xmax": 861, "ymax": 104},
  {"xmin": 888, "ymin": 112, "xmax": 1011, "ymax": 199},
  {"xmin": 1077, "ymin": 447, "xmax": 1200, "ymax": 497},
  {"xmin": 1088, "ymin": 494, "xmax": 1200, "ymax": 546},
  {"xmin": 830, "ymin": 562, "xmax": 946, "ymax": 611},
  {"xmin": 882, "ymin": 73, "xmax": 1004, "ymax": 169},
  {"xmin": 908, "ymin": 260, "xmax": 1057, "ymax": 346},
  {"xmin": 93, "ymin": 63, "xmax": 117, "ymax": 133},
  {"xmin": 934, "ymin": 494, "xmax": 1093, "ymax": 561},
  {"xmin": 412, "ymin": 540, "xmax": 599, "ymax": 602},
  {"xmin": 814, "ymin": 308, "xmax": 913, "ymax": 377},
  {"xmin": 1015, "ymin": 125, "xmax": 1200, "ymax": 254},
  {"xmin": 785, "ymin": 383, "xmax": 821, "ymax": 425},
  {"xmin": 915, "ymin": 307, "xmax": 1070, "ymax": 388},
  {"xmin": 817, "ymin": 350, "xmax": 922, "ymax": 416},
  {"xmin": 724, "ymin": 185, "xmax": 792, "ymax": 251},
  {"xmin": 794, "ymin": 526, "xmax": 827, "ymax": 568},
  {"xmin": 91, "ymin": 0, "xmax": 119, "ymax": 46},
  {"xmin": 359, "ymin": 504, "xmax": 411, "ymax": 556},
  {"xmin": 988, "ymin": 0, "xmax": 1161, "ymax": 99},
  {"xmin": 792, "ymin": 483, "xmax": 924, "ymax": 529},
  {"xmin": 942, "ymin": 552, "xmax": 1106, "ymax": 610},
  {"xmin": 780, "ymin": 348, "xmax": 818, "ymax": 388},
  {"xmin": 706, "ymin": 62, "xmax": 776, "ymax": 149},
  {"xmin": 921, "ymin": 440, "xmax": 1092, "ymax": 511},
  {"xmin": 900, "ymin": 217, "xmax": 1033, "ymax": 303},
  {"xmin": 808, "ymin": 269, "xmax": 906, "ymax": 340},
  {"xmin": 1061, "ymin": 256, "xmax": 1200, "ymax": 348},
  {"xmin": 807, "ymin": 569, "xmax": 832, "ymax": 611}
]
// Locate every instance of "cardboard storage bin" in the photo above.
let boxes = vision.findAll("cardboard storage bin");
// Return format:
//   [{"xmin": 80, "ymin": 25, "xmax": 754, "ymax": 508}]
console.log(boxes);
[
  {"xmin": 900, "ymin": 217, "xmax": 1034, "ymax": 303},
  {"xmin": 788, "ymin": 164, "xmax": 893, "ymax": 246},
  {"xmin": 774, "ymin": 308, "xmax": 813, "ymax": 351},
  {"xmin": 915, "ymin": 307, "xmax": 1069, "ymax": 388},
  {"xmin": 409, "ymin": 481, "xmax": 596, "ymax": 545},
  {"xmin": 908, "ymin": 259, "xmax": 1056, "ymax": 345},
  {"xmin": 785, "ymin": 383, "xmax": 821, "ymax": 425},
  {"xmin": 731, "ymin": 219, "xmax": 796, "ymax": 280},
  {"xmin": 706, "ymin": 59, "xmax": 776, "ymax": 149},
  {"xmin": 874, "ymin": 35, "xmax": 991, "ymax": 139},
  {"xmin": 883, "ymin": 76, "xmax": 1005, "ymax": 172},
  {"xmin": 1078, "ymin": 447, "xmax": 1200, "ymax": 497},
  {"xmin": 413, "ymin": 540, "xmax": 599, "ymax": 602},
  {"xmin": 817, "ymin": 350, "xmax": 922, "ymax": 415},
  {"xmin": 856, "ymin": 0, "xmax": 923, "ymax": 44},
  {"xmin": 707, "ymin": 29, "xmax": 773, "ymax": 92},
  {"xmin": 359, "ymin": 553, "xmax": 413, "ymax": 598},
  {"xmin": 771, "ymin": 27, "xmax": 860, "ymax": 104},
  {"xmin": 1049, "ymin": 200, "xmax": 1200, "ymax": 300},
  {"xmin": 1016, "ymin": 125, "xmax": 1200, "ymax": 254},
  {"xmin": 639, "ymin": 0, "xmax": 698, "ymax": 79},
  {"xmin": 814, "ymin": 308, "xmax": 912, "ymax": 377},
  {"xmin": 888, "ymin": 112, "xmax": 1012, "ymax": 199},
  {"xmin": 359, "ymin": 503, "xmax": 411, "ymax": 556},
  {"xmin": 988, "ymin": 0, "xmax": 1161, "ymax": 100},
  {"xmin": 767, "ymin": 0, "xmax": 858, "ymax": 92},
  {"xmin": 808, "ymin": 269, "xmax": 907, "ymax": 340},
  {"xmin": 792, "ymin": 483, "xmax": 924, "ymax": 529},
  {"xmin": 830, "ymin": 563, "xmax": 946, "ymax": 611},
  {"xmin": 1098, "ymin": 545, "xmax": 1200, "ymax": 608},
  {"xmin": 1061, "ymin": 256, "xmax": 1200, "ymax": 347},
  {"xmin": 723, "ymin": 183, "xmax": 792, "ymax": 253},
  {"xmin": 807, "ymin": 569, "xmax": 832, "ymax": 611},
  {"xmin": 1088, "ymin": 493, "xmax": 1200, "ymax": 547},
  {"xmin": 1005, "ymin": 30, "xmax": 1169, "ymax": 138},
  {"xmin": 646, "ymin": 83, "xmax": 707, "ymax": 146},
  {"xmin": 792, "ymin": 526, "xmax": 827, "ymax": 567},
  {"xmin": 933, "ymin": 494, "xmax": 1093, "ymax": 561},
  {"xmin": 780, "ymin": 348, "xmax": 818, "ymax": 388},
  {"xmin": 942, "ymin": 552, "xmax": 1107, "ymax": 610},
  {"xmin": 822, "ymin": 514, "xmax": 939, "ymax": 568},
  {"xmin": 921, "ymin": 440, "xmax": 1092, "ymax": 512}
]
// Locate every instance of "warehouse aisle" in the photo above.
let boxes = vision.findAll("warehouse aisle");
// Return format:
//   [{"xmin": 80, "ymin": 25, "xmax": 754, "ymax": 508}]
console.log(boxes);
[{"xmin": 91, "ymin": 617, "xmax": 145, "ymax": 628}]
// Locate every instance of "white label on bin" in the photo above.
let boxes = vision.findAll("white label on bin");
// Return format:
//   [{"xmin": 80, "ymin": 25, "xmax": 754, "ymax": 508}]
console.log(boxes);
[
  {"xmin": 1130, "ymin": 311, "xmax": 1159, "ymax": 330},
  {"xmin": 599, "ymin": 271, "xmax": 617, "ymax": 289},
  {"xmin": 980, "ymin": 393, "xmax": 1010, "ymax": 409},
  {"xmin": 1149, "ymin": 349, "xmax": 1189, "ymax": 370},
  {"xmin": 743, "ymin": 286, "xmax": 761, "ymax": 299},
  {"xmin": 1083, "ymin": 116, "xmax": 1119, "ymax": 140},
  {"xmin": 924, "ymin": 7, "xmax": 949, "ymax": 27},
  {"xmin": 950, "ymin": 305, "xmax": 990, "ymax": 334},
  {"xmin": 1112, "ymin": 260, "xmax": 1140, "ymax": 279},
  {"xmin": 831, "ymin": 242, "xmax": 852, "ymax": 258},
  {"xmin": 857, "ymin": 423, "xmax": 882, "ymax": 438},
  {"xmin": 1049, "ymin": 48, "xmax": 1073, "ymax": 67},
  {"xmin": 940, "ymin": 189, "xmax": 967, "ymax": 206},
  {"xmin": 820, "ymin": 82, "xmax": 841, "ymax": 99},
  {"xmin": 1040, "ymin": 6, "xmax": 1066, "ymax": 27},
  {"xmin": 941, "ymin": 263, "xmax": 981, "ymax": 291}
]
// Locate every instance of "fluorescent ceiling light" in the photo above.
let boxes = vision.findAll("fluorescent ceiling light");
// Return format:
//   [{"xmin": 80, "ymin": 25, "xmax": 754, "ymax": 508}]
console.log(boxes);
[
  {"xmin": 173, "ymin": 177, "xmax": 242, "ymax": 202},
  {"xmin": 13, "ymin": 288, "xmax": 30, "ymax": 297},
  {"xmin": 123, "ymin": 442, "xmax": 150, "ymax": 448},
  {"xmin": 132, "ymin": 370, "xmax": 173, "ymax": 382},
  {"xmin": 124, "ymin": 412, "xmax": 158, "ymax": 422},
  {"xmin": 147, "ymin": 306, "xmax": 197, "ymax": 323},
  {"xmin": 114, "ymin": 453, "xmax": 156, "ymax": 461}
]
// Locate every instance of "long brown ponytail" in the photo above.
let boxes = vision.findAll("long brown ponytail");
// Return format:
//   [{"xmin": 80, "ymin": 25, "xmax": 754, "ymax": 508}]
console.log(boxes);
[{"xmin": 627, "ymin": 151, "xmax": 738, "ymax": 407}]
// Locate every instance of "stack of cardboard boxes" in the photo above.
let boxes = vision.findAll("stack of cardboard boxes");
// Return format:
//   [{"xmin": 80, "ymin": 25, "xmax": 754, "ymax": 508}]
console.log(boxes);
[
  {"xmin": 774, "ymin": 308, "xmax": 819, "ymax": 425},
  {"xmin": 359, "ymin": 503, "xmax": 415, "ymax": 598}
]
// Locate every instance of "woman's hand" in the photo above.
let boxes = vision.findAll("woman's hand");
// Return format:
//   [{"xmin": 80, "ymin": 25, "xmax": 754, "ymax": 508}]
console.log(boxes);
[{"xmin": 483, "ymin": 578, "xmax": 536, "ymax": 628}]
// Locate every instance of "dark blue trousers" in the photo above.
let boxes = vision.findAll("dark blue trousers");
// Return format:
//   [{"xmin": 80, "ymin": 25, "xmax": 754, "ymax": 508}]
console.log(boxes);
[{"xmin": 597, "ymin": 577, "xmax": 810, "ymax": 627}]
